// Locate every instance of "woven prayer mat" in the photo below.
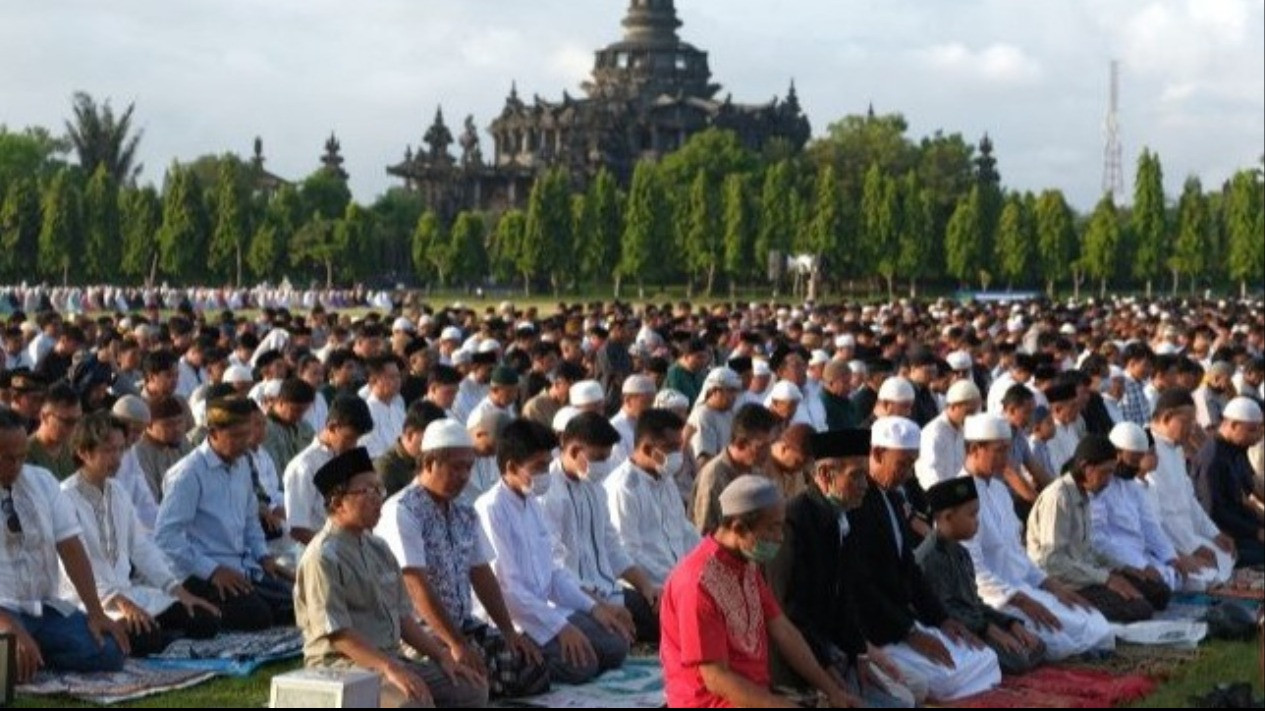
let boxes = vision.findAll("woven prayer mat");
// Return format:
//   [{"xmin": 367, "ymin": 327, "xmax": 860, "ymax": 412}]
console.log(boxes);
[
  {"xmin": 17, "ymin": 660, "xmax": 217, "ymax": 705},
  {"xmin": 144, "ymin": 626, "xmax": 303, "ymax": 677},
  {"xmin": 495, "ymin": 655, "xmax": 665, "ymax": 708},
  {"xmin": 1062, "ymin": 643, "xmax": 1204, "ymax": 680},
  {"xmin": 1209, "ymin": 566, "xmax": 1265, "ymax": 601},
  {"xmin": 954, "ymin": 665, "xmax": 1156, "ymax": 708}
]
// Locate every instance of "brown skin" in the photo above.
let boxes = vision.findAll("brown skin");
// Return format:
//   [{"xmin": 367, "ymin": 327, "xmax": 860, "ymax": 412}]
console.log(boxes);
[{"xmin": 35, "ymin": 400, "xmax": 82, "ymax": 448}]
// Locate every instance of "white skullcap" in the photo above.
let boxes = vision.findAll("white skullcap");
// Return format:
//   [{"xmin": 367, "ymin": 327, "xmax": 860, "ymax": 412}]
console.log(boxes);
[
  {"xmin": 768, "ymin": 380, "xmax": 803, "ymax": 402},
  {"xmin": 392, "ymin": 317, "xmax": 415, "ymax": 333},
  {"xmin": 809, "ymin": 350, "xmax": 831, "ymax": 367},
  {"xmin": 111, "ymin": 395, "xmax": 151, "ymax": 425},
  {"xmin": 849, "ymin": 359, "xmax": 867, "ymax": 375},
  {"xmin": 836, "ymin": 334, "xmax": 856, "ymax": 349},
  {"xmin": 872, "ymin": 416, "xmax": 921, "ymax": 450},
  {"xmin": 654, "ymin": 389, "xmax": 689, "ymax": 411},
  {"xmin": 553, "ymin": 406, "xmax": 579, "ymax": 433},
  {"xmin": 1108, "ymin": 365, "xmax": 1125, "ymax": 380},
  {"xmin": 946, "ymin": 380, "xmax": 982, "ymax": 406},
  {"xmin": 878, "ymin": 376, "xmax": 915, "ymax": 403},
  {"xmin": 946, "ymin": 350, "xmax": 973, "ymax": 372},
  {"xmin": 622, "ymin": 374, "xmax": 657, "ymax": 396},
  {"xmin": 703, "ymin": 367, "xmax": 742, "ymax": 394},
  {"xmin": 451, "ymin": 349, "xmax": 473, "ymax": 366},
  {"xmin": 570, "ymin": 380, "xmax": 605, "ymax": 407},
  {"xmin": 478, "ymin": 339, "xmax": 501, "ymax": 354},
  {"xmin": 719, "ymin": 475, "xmax": 783, "ymax": 517},
  {"xmin": 259, "ymin": 379, "xmax": 282, "ymax": 400},
  {"xmin": 423, "ymin": 418, "xmax": 474, "ymax": 452},
  {"xmin": 1109, "ymin": 422, "xmax": 1150, "ymax": 453},
  {"xmin": 752, "ymin": 360, "xmax": 772, "ymax": 377},
  {"xmin": 1007, "ymin": 317, "xmax": 1026, "ymax": 333},
  {"xmin": 964, "ymin": 413, "xmax": 1012, "ymax": 442},
  {"xmin": 223, "ymin": 364, "xmax": 255, "ymax": 384},
  {"xmin": 441, "ymin": 326, "xmax": 463, "ymax": 342},
  {"xmin": 1223, "ymin": 397, "xmax": 1264, "ymax": 424},
  {"xmin": 1059, "ymin": 323, "xmax": 1077, "ymax": 335}
]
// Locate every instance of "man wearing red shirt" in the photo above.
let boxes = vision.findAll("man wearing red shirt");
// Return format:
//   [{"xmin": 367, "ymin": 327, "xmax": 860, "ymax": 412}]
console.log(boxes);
[{"xmin": 660, "ymin": 475, "xmax": 857, "ymax": 708}]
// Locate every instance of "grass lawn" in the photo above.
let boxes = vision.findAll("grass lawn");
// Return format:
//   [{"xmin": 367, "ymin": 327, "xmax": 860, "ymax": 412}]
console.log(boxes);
[{"xmin": 14, "ymin": 639, "xmax": 1261, "ymax": 708}]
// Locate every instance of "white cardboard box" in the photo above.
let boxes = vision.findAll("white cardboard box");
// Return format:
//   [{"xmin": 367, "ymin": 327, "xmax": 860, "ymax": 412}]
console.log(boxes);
[{"xmin": 269, "ymin": 667, "xmax": 381, "ymax": 708}]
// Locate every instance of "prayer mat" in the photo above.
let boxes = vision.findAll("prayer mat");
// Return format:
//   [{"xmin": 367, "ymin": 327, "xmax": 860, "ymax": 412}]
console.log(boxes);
[
  {"xmin": 496, "ymin": 656, "xmax": 664, "ymax": 708},
  {"xmin": 1210, "ymin": 566, "xmax": 1265, "ymax": 601},
  {"xmin": 144, "ymin": 626, "xmax": 303, "ymax": 677},
  {"xmin": 16, "ymin": 660, "xmax": 217, "ymax": 705},
  {"xmin": 1063, "ymin": 643, "xmax": 1204, "ymax": 680},
  {"xmin": 955, "ymin": 666, "xmax": 1155, "ymax": 708}
]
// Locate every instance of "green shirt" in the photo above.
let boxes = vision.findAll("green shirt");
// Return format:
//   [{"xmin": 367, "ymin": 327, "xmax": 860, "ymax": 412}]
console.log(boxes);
[
  {"xmin": 26, "ymin": 435, "xmax": 77, "ymax": 481},
  {"xmin": 665, "ymin": 363, "xmax": 705, "ymax": 407},
  {"xmin": 375, "ymin": 443, "xmax": 418, "ymax": 499},
  {"xmin": 822, "ymin": 390, "xmax": 859, "ymax": 431},
  {"xmin": 264, "ymin": 416, "xmax": 315, "ymax": 473}
]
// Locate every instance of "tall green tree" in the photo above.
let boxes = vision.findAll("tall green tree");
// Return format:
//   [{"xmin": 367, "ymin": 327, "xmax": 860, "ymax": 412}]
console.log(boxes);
[
  {"xmin": 450, "ymin": 211, "xmax": 488, "ymax": 289},
  {"xmin": 862, "ymin": 163, "xmax": 900, "ymax": 298},
  {"xmin": 1082, "ymin": 194, "xmax": 1121, "ymax": 298},
  {"xmin": 580, "ymin": 168, "xmax": 621, "ymax": 286},
  {"xmin": 332, "ymin": 203, "xmax": 371, "ymax": 283},
  {"xmin": 156, "ymin": 163, "xmax": 208, "ymax": 282},
  {"xmin": 916, "ymin": 130, "xmax": 976, "ymax": 242},
  {"xmin": 1131, "ymin": 149, "xmax": 1166, "ymax": 296},
  {"xmin": 756, "ymin": 160, "xmax": 795, "ymax": 270},
  {"xmin": 1169, "ymin": 176, "xmax": 1207, "ymax": 296},
  {"xmin": 491, "ymin": 209, "xmax": 526, "ymax": 285},
  {"xmin": 38, "ymin": 170, "xmax": 83, "ymax": 284},
  {"xmin": 289, "ymin": 214, "xmax": 339, "ymax": 288},
  {"xmin": 0, "ymin": 126, "xmax": 68, "ymax": 195},
  {"xmin": 64, "ymin": 92, "xmax": 143, "ymax": 184},
  {"xmin": 896, "ymin": 172, "xmax": 935, "ymax": 296},
  {"xmin": 300, "ymin": 170, "xmax": 352, "ymax": 221},
  {"xmin": 82, "ymin": 164, "xmax": 121, "ymax": 281},
  {"xmin": 369, "ymin": 188, "xmax": 424, "ymax": 277},
  {"xmin": 0, "ymin": 177, "xmax": 41, "ymax": 279},
  {"xmin": 208, "ymin": 158, "xmax": 249, "ymax": 285},
  {"xmin": 619, "ymin": 160, "xmax": 669, "ymax": 299},
  {"xmin": 521, "ymin": 168, "xmax": 571, "ymax": 296},
  {"xmin": 248, "ymin": 184, "xmax": 301, "ymax": 281},
  {"xmin": 807, "ymin": 165, "xmax": 843, "ymax": 297},
  {"xmin": 1226, "ymin": 169, "xmax": 1265, "ymax": 299},
  {"xmin": 683, "ymin": 170, "xmax": 722, "ymax": 296},
  {"xmin": 994, "ymin": 193, "xmax": 1033, "ymax": 290},
  {"xmin": 120, "ymin": 186, "xmax": 161, "ymax": 283},
  {"xmin": 1034, "ymin": 189, "xmax": 1076, "ymax": 297},
  {"xmin": 944, "ymin": 185, "xmax": 986, "ymax": 289},
  {"xmin": 411, "ymin": 210, "xmax": 450, "ymax": 287},
  {"xmin": 722, "ymin": 173, "xmax": 754, "ymax": 295}
]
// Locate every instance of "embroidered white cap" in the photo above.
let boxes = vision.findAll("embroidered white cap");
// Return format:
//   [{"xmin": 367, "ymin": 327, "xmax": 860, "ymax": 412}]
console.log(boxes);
[
  {"xmin": 877, "ymin": 376, "xmax": 915, "ymax": 403},
  {"xmin": 653, "ymin": 389, "xmax": 689, "ymax": 412},
  {"xmin": 946, "ymin": 380, "xmax": 982, "ymax": 406},
  {"xmin": 223, "ymin": 364, "xmax": 255, "ymax": 385},
  {"xmin": 752, "ymin": 360, "xmax": 772, "ymax": 377},
  {"xmin": 422, "ymin": 419, "xmax": 474, "ymax": 452},
  {"xmin": 946, "ymin": 350, "xmax": 973, "ymax": 372},
  {"xmin": 1223, "ymin": 397, "xmax": 1263, "ymax": 424},
  {"xmin": 1109, "ymin": 422, "xmax": 1150, "ymax": 453},
  {"xmin": 440, "ymin": 326, "xmax": 463, "ymax": 342},
  {"xmin": 872, "ymin": 416, "xmax": 921, "ymax": 450},
  {"xmin": 552, "ymin": 406, "xmax": 579, "ymax": 433},
  {"xmin": 809, "ymin": 350, "xmax": 831, "ymax": 367},
  {"xmin": 392, "ymin": 317, "xmax": 415, "ymax": 333},
  {"xmin": 622, "ymin": 374, "xmax": 657, "ymax": 396},
  {"xmin": 768, "ymin": 380, "xmax": 803, "ymax": 402},
  {"xmin": 570, "ymin": 380, "xmax": 605, "ymax": 407},
  {"xmin": 964, "ymin": 413, "xmax": 1012, "ymax": 442}
]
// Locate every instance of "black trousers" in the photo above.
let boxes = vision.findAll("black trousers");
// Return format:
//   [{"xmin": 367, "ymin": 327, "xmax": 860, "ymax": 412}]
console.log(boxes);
[
  {"xmin": 184, "ymin": 573, "xmax": 294, "ymax": 632},
  {"xmin": 622, "ymin": 588, "xmax": 659, "ymax": 645},
  {"xmin": 128, "ymin": 601, "xmax": 222, "ymax": 657},
  {"xmin": 1077, "ymin": 569, "xmax": 1168, "ymax": 624}
]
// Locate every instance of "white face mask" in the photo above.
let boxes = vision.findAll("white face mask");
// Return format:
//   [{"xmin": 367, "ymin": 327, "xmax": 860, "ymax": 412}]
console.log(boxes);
[
  {"xmin": 659, "ymin": 451, "xmax": 685, "ymax": 477},
  {"xmin": 530, "ymin": 472, "xmax": 552, "ymax": 497},
  {"xmin": 584, "ymin": 457, "xmax": 613, "ymax": 484}
]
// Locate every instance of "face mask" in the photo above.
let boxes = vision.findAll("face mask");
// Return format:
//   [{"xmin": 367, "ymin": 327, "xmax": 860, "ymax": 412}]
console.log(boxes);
[
  {"xmin": 1115, "ymin": 463, "xmax": 1139, "ymax": 480},
  {"xmin": 659, "ymin": 451, "xmax": 684, "ymax": 477},
  {"xmin": 744, "ymin": 539, "xmax": 781, "ymax": 564},
  {"xmin": 584, "ymin": 458, "xmax": 613, "ymax": 484},
  {"xmin": 530, "ymin": 472, "xmax": 552, "ymax": 497}
]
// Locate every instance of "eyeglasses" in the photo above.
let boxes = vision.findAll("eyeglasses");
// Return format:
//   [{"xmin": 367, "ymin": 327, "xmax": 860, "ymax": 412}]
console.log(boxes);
[
  {"xmin": 345, "ymin": 486, "xmax": 386, "ymax": 500},
  {"xmin": 1, "ymin": 493, "xmax": 21, "ymax": 535}
]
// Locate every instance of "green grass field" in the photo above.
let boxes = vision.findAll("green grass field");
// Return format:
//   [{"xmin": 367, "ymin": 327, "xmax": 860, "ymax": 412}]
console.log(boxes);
[{"xmin": 14, "ymin": 639, "xmax": 1261, "ymax": 708}]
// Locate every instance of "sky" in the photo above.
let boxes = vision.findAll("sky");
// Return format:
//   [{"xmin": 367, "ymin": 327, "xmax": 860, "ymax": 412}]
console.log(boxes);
[{"xmin": 1, "ymin": 0, "xmax": 1261, "ymax": 211}]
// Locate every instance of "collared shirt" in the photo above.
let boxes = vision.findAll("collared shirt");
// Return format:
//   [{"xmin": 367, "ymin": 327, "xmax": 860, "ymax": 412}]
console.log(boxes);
[
  {"xmin": 605, "ymin": 459, "xmax": 701, "ymax": 587},
  {"xmin": 1194, "ymin": 436, "xmax": 1260, "ymax": 541},
  {"xmin": 522, "ymin": 391, "xmax": 562, "ymax": 430},
  {"xmin": 916, "ymin": 533, "xmax": 1019, "ymax": 638},
  {"xmin": 801, "ymin": 380, "xmax": 829, "ymax": 432},
  {"xmin": 1193, "ymin": 386, "xmax": 1228, "ymax": 430},
  {"xmin": 359, "ymin": 393, "xmax": 405, "ymax": 459},
  {"xmin": 60, "ymin": 475, "xmax": 180, "ymax": 617},
  {"xmin": 691, "ymin": 450, "xmax": 745, "ymax": 535},
  {"xmin": 475, "ymin": 482, "xmax": 596, "ymax": 646},
  {"xmin": 688, "ymin": 404, "xmax": 733, "ymax": 460},
  {"xmin": 5, "ymin": 350, "xmax": 33, "ymax": 372},
  {"xmin": 1026, "ymin": 474, "xmax": 1114, "ymax": 587},
  {"xmin": 1121, "ymin": 375, "xmax": 1151, "ymax": 426},
  {"xmin": 1090, "ymin": 475, "xmax": 1177, "ymax": 571},
  {"xmin": 457, "ymin": 456, "xmax": 501, "ymax": 508},
  {"xmin": 114, "ymin": 446, "xmax": 161, "ymax": 530},
  {"xmin": 915, "ymin": 413, "xmax": 966, "ymax": 491},
  {"xmin": 963, "ymin": 473, "xmax": 1047, "ymax": 607},
  {"xmin": 1145, "ymin": 434, "xmax": 1222, "ymax": 555},
  {"xmin": 0, "ymin": 466, "xmax": 81, "ymax": 616},
  {"xmin": 609, "ymin": 411, "xmax": 636, "ymax": 465},
  {"xmin": 134, "ymin": 435, "xmax": 193, "ymax": 504},
  {"xmin": 154, "ymin": 441, "xmax": 269, "ymax": 581},
  {"xmin": 452, "ymin": 377, "xmax": 489, "ymax": 426},
  {"xmin": 284, "ymin": 438, "xmax": 336, "ymax": 536},
  {"xmin": 1047, "ymin": 420, "xmax": 1082, "ymax": 475},
  {"xmin": 296, "ymin": 521, "xmax": 412, "ymax": 668},
  {"xmin": 176, "ymin": 357, "xmax": 206, "ymax": 400},
  {"xmin": 665, "ymin": 363, "xmax": 705, "ymax": 408},
  {"xmin": 540, "ymin": 460, "xmax": 633, "ymax": 601},
  {"xmin": 376, "ymin": 484, "xmax": 492, "ymax": 626},
  {"xmin": 265, "ymin": 416, "xmax": 315, "ymax": 476},
  {"xmin": 303, "ymin": 392, "xmax": 329, "ymax": 434},
  {"xmin": 375, "ymin": 443, "xmax": 418, "ymax": 498},
  {"xmin": 26, "ymin": 436, "xmax": 77, "ymax": 481},
  {"xmin": 661, "ymin": 536, "xmax": 781, "ymax": 709}
]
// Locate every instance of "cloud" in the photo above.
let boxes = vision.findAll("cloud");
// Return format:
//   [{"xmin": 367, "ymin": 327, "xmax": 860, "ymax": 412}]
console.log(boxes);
[{"xmin": 919, "ymin": 42, "xmax": 1043, "ymax": 86}]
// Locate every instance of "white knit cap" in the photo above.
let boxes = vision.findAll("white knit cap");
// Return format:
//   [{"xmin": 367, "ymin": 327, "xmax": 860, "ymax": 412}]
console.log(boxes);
[
  {"xmin": 570, "ymin": 380, "xmax": 605, "ymax": 407},
  {"xmin": 964, "ymin": 413, "xmax": 1012, "ymax": 442},
  {"xmin": 946, "ymin": 351, "xmax": 973, "ymax": 372},
  {"xmin": 654, "ymin": 389, "xmax": 689, "ymax": 411},
  {"xmin": 872, "ymin": 416, "xmax": 920, "ymax": 450},
  {"xmin": 422, "ymin": 419, "xmax": 474, "ymax": 452},
  {"xmin": 392, "ymin": 317, "xmax": 415, "ymax": 333},
  {"xmin": 752, "ymin": 360, "xmax": 772, "ymax": 377},
  {"xmin": 946, "ymin": 380, "xmax": 982, "ymax": 406},
  {"xmin": 809, "ymin": 350, "xmax": 831, "ymax": 367},
  {"xmin": 878, "ymin": 376, "xmax": 915, "ymax": 403},
  {"xmin": 451, "ymin": 349, "xmax": 473, "ymax": 366},
  {"xmin": 703, "ymin": 367, "xmax": 743, "ymax": 394},
  {"xmin": 111, "ymin": 395, "xmax": 151, "ymax": 425},
  {"xmin": 441, "ymin": 326, "xmax": 463, "ymax": 342},
  {"xmin": 835, "ymin": 334, "xmax": 856, "ymax": 349},
  {"xmin": 768, "ymin": 380, "xmax": 803, "ymax": 402},
  {"xmin": 622, "ymin": 374, "xmax": 657, "ymax": 396},
  {"xmin": 477, "ymin": 339, "xmax": 501, "ymax": 354},
  {"xmin": 1223, "ymin": 397, "xmax": 1264, "ymax": 424},
  {"xmin": 223, "ymin": 364, "xmax": 255, "ymax": 384},
  {"xmin": 1109, "ymin": 422, "xmax": 1150, "ymax": 453}
]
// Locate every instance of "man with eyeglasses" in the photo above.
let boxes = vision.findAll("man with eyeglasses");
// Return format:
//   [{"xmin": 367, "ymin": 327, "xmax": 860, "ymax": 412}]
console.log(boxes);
[
  {"xmin": 26, "ymin": 382, "xmax": 82, "ymax": 480},
  {"xmin": 0, "ymin": 408, "xmax": 130, "ymax": 684}
]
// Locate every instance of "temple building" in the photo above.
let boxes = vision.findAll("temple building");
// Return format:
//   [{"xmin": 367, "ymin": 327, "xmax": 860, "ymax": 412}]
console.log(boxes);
[{"xmin": 387, "ymin": 0, "xmax": 810, "ymax": 218}]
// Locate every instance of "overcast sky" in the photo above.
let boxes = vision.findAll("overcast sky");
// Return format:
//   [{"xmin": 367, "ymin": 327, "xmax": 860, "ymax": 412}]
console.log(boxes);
[{"xmin": 2, "ymin": 0, "xmax": 1261, "ymax": 210}]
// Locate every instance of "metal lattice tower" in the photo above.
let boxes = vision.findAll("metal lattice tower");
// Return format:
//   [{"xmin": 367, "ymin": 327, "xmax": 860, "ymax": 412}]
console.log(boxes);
[{"xmin": 1102, "ymin": 60, "xmax": 1124, "ymax": 199}]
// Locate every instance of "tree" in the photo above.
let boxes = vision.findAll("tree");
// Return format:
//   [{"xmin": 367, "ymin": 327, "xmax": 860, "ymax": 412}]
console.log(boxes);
[
  {"xmin": 619, "ymin": 160, "xmax": 669, "ymax": 298},
  {"xmin": 917, "ymin": 130, "xmax": 976, "ymax": 242},
  {"xmin": 83, "ymin": 164, "xmax": 121, "ymax": 281},
  {"xmin": 450, "ymin": 210, "xmax": 487, "ymax": 289},
  {"xmin": 1226, "ymin": 169, "xmax": 1265, "ymax": 299},
  {"xmin": 0, "ymin": 177, "xmax": 41, "ymax": 279},
  {"xmin": 521, "ymin": 168, "xmax": 571, "ymax": 296},
  {"xmin": 38, "ymin": 170, "xmax": 83, "ymax": 285},
  {"xmin": 334, "ymin": 202, "xmax": 372, "ymax": 283},
  {"xmin": 248, "ymin": 184, "xmax": 301, "ymax": 281},
  {"xmin": 1034, "ymin": 189, "xmax": 1076, "ymax": 297},
  {"xmin": 490, "ymin": 209, "xmax": 526, "ymax": 285},
  {"xmin": 208, "ymin": 158, "xmax": 249, "ymax": 285},
  {"xmin": 1169, "ymin": 176, "xmax": 1207, "ymax": 296},
  {"xmin": 0, "ymin": 126, "xmax": 68, "ymax": 194},
  {"xmin": 290, "ymin": 215, "xmax": 337, "ymax": 288},
  {"xmin": 807, "ymin": 164, "xmax": 843, "ymax": 298},
  {"xmin": 411, "ymin": 210, "xmax": 450, "ymax": 287},
  {"xmin": 994, "ymin": 193, "xmax": 1033, "ymax": 290},
  {"xmin": 64, "ymin": 92, "xmax": 143, "ymax": 184},
  {"xmin": 683, "ymin": 170, "xmax": 722, "ymax": 296},
  {"xmin": 974, "ymin": 135, "xmax": 1003, "ymax": 273},
  {"xmin": 300, "ymin": 170, "xmax": 352, "ymax": 221},
  {"xmin": 1131, "ymin": 149, "xmax": 1166, "ymax": 296},
  {"xmin": 944, "ymin": 186, "xmax": 986, "ymax": 289},
  {"xmin": 722, "ymin": 173, "xmax": 754, "ymax": 295},
  {"xmin": 1082, "ymin": 194, "xmax": 1121, "ymax": 298},
  {"xmin": 369, "ymin": 188, "xmax": 424, "ymax": 277},
  {"xmin": 756, "ymin": 159, "xmax": 794, "ymax": 272},
  {"xmin": 580, "ymin": 168, "xmax": 621, "ymax": 286},
  {"xmin": 156, "ymin": 164, "xmax": 208, "ymax": 282},
  {"xmin": 570, "ymin": 193, "xmax": 594, "ymax": 284},
  {"xmin": 120, "ymin": 186, "xmax": 161, "ymax": 283},
  {"xmin": 896, "ymin": 172, "xmax": 935, "ymax": 296},
  {"xmin": 862, "ymin": 163, "xmax": 900, "ymax": 298}
]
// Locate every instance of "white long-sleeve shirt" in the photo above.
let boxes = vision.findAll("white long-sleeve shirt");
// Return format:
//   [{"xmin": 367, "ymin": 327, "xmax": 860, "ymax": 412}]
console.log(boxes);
[
  {"xmin": 60, "ymin": 475, "xmax": 180, "ymax": 618},
  {"xmin": 610, "ymin": 411, "xmax": 636, "ymax": 465},
  {"xmin": 801, "ymin": 380, "xmax": 829, "ymax": 432},
  {"xmin": 176, "ymin": 357, "xmax": 206, "ymax": 400},
  {"xmin": 360, "ymin": 393, "xmax": 405, "ymax": 459},
  {"xmin": 1, "ymin": 466, "xmax": 82, "ymax": 616},
  {"xmin": 114, "ymin": 446, "xmax": 160, "ymax": 530},
  {"xmin": 540, "ymin": 460, "xmax": 634, "ymax": 601},
  {"xmin": 475, "ymin": 482, "xmax": 596, "ymax": 646},
  {"xmin": 915, "ymin": 414, "xmax": 965, "ymax": 491},
  {"xmin": 1090, "ymin": 476, "xmax": 1177, "ymax": 571},
  {"xmin": 284, "ymin": 438, "xmax": 335, "ymax": 536},
  {"xmin": 1144, "ymin": 435, "xmax": 1223, "ymax": 555},
  {"xmin": 452, "ymin": 377, "xmax": 489, "ymax": 426},
  {"xmin": 962, "ymin": 472, "xmax": 1047, "ymax": 607},
  {"xmin": 603, "ymin": 459, "xmax": 700, "ymax": 586},
  {"xmin": 457, "ymin": 456, "xmax": 501, "ymax": 508},
  {"xmin": 1046, "ymin": 420, "xmax": 1081, "ymax": 475}
]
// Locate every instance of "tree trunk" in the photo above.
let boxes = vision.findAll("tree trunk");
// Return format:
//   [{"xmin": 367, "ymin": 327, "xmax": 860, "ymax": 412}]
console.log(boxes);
[
  {"xmin": 1242, "ymin": 280, "xmax": 1247, "ymax": 300},
  {"xmin": 685, "ymin": 277, "xmax": 694, "ymax": 300},
  {"xmin": 614, "ymin": 273, "xmax": 622, "ymax": 300},
  {"xmin": 522, "ymin": 271, "xmax": 531, "ymax": 297},
  {"xmin": 705, "ymin": 264, "xmax": 716, "ymax": 297},
  {"xmin": 1145, "ymin": 279, "xmax": 1153, "ymax": 299},
  {"xmin": 324, "ymin": 260, "xmax": 333, "ymax": 289},
  {"xmin": 729, "ymin": 279, "xmax": 736, "ymax": 301},
  {"xmin": 637, "ymin": 280, "xmax": 645, "ymax": 300},
  {"xmin": 909, "ymin": 277, "xmax": 917, "ymax": 299},
  {"xmin": 62, "ymin": 262, "xmax": 69, "ymax": 287},
  {"xmin": 1099, "ymin": 277, "xmax": 1107, "ymax": 299},
  {"xmin": 148, "ymin": 251, "xmax": 159, "ymax": 288},
  {"xmin": 1046, "ymin": 278, "xmax": 1055, "ymax": 300},
  {"xmin": 235, "ymin": 245, "xmax": 243, "ymax": 288},
  {"xmin": 1170, "ymin": 268, "xmax": 1180, "ymax": 298}
]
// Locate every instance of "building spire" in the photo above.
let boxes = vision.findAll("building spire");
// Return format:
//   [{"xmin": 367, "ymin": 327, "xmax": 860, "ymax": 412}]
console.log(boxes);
[{"xmin": 621, "ymin": 0, "xmax": 682, "ymax": 43}]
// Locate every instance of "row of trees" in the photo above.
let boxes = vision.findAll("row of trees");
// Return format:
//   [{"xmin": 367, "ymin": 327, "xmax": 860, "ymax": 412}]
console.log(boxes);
[{"xmin": 1, "ymin": 95, "xmax": 1262, "ymax": 297}]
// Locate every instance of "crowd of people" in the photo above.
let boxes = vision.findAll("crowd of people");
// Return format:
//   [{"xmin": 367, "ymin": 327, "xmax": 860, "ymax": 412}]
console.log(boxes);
[{"xmin": 0, "ymin": 290, "xmax": 1262, "ymax": 707}]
